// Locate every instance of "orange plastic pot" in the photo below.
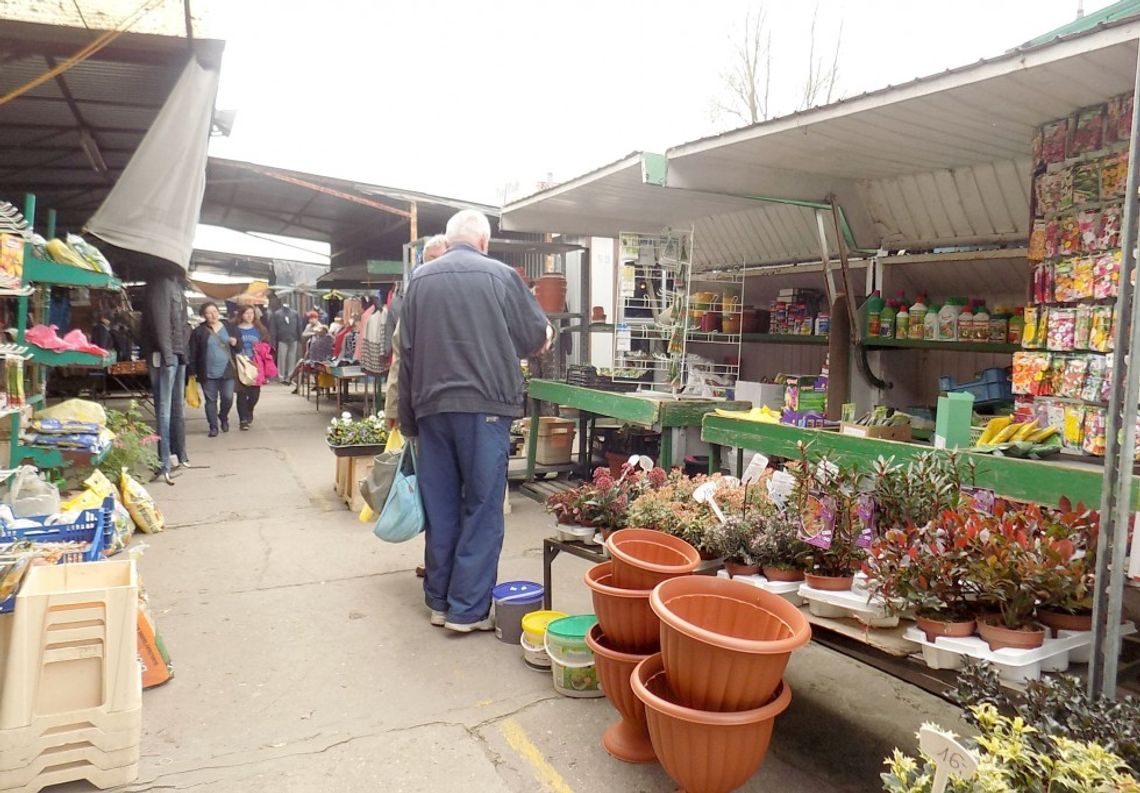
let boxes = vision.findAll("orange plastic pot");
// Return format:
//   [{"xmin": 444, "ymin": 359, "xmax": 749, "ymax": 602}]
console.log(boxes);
[
  {"xmin": 585, "ymin": 624, "xmax": 656, "ymax": 764},
  {"xmin": 606, "ymin": 528, "xmax": 700, "ymax": 590},
  {"xmin": 1038, "ymin": 609, "xmax": 1093, "ymax": 635},
  {"xmin": 977, "ymin": 619, "xmax": 1046, "ymax": 651},
  {"xmin": 632, "ymin": 653, "xmax": 791, "ymax": 793},
  {"xmin": 651, "ymin": 576, "xmax": 810, "ymax": 711},
  {"xmin": 803, "ymin": 572, "xmax": 854, "ymax": 591},
  {"xmin": 583, "ymin": 562, "xmax": 659, "ymax": 653},
  {"xmin": 762, "ymin": 566, "xmax": 804, "ymax": 583}
]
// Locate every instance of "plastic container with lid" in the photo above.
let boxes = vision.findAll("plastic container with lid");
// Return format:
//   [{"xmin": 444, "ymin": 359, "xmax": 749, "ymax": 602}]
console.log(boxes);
[
  {"xmin": 880, "ymin": 301, "xmax": 897, "ymax": 339},
  {"xmin": 972, "ymin": 303, "xmax": 990, "ymax": 341},
  {"xmin": 958, "ymin": 302, "xmax": 975, "ymax": 343},
  {"xmin": 989, "ymin": 306, "xmax": 1009, "ymax": 344},
  {"xmin": 492, "ymin": 581, "xmax": 545, "ymax": 645},
  {"xmin": 924, "ymin": 303, "xmax": 939, "ymax": 341},
  {"xmin": 938, "ymin": 298, "xmax": 966, "ymax": 341},
  {"xmin": 908, "ymin": 295, "xmax": 928, "ymax": 340},
  {"xmin": 864, "ymin": 291, "xmax": 884, "ymax": 337},
  {"xmin": 1008, "ymin": 308, "xmax": 1025, "ymax": 345},
  {"xmin": 895, "ymin": 303, "xmax": 909, "ymax": 340}
]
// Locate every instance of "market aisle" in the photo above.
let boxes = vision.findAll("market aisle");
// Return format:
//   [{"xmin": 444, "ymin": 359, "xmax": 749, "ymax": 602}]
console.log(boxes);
[{"xmin": 59, "ymin": 385, "xmax": 963, "ymax": 793}]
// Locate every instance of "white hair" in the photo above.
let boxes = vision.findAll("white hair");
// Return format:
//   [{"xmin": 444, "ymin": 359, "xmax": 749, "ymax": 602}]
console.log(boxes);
[
  {"xmin": 423, "ymin": 234, "xmax": 448, "ymax": 262},
  {"xmin": 445, "ymin": 209, "xmax": 492, "ymax": 247}
]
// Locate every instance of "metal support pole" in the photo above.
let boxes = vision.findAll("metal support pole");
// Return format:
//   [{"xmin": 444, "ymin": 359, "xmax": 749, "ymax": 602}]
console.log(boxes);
[{"xmin": 1089, "ymin": 41, "xmax": 1140, "ymax": 700}]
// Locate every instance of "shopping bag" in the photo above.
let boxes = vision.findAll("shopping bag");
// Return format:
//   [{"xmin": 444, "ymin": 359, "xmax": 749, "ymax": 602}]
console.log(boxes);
[
  {"xmin": 234, "ymin": 353, "xmax": 259, "ymax": 387},
  {"xmin": 185, "ymin": 375, "xmax": 201, "ymax": 409},
  {"xmin": 360, "ymin": 450, "xmax": 399, "ymax": 512},
  {"xmin": 385, "ymin": 427, "xmax": 405, "ymax": 453},
  {"xmin": 372, "ymin": 443, "xmax": 424, "ymax": 543}
]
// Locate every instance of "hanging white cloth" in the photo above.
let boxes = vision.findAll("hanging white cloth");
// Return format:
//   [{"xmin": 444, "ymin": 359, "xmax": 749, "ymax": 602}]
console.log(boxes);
[{"xmin": 86, "ymin": 57, "xmax": 220, "ymax": 271}]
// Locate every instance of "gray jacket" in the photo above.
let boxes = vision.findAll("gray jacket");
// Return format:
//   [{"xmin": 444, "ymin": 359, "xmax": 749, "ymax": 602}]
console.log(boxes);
[
  {"xmin": 398, "ymin": 243, "xmax": 548, "ymax": 436},
  {"xmin": 140, "ymin": 275, "xmax": 188, "ymax": 365},
  {"xmin": 270, "ymin": 307, "xmax": 303, "ymax": 345}
]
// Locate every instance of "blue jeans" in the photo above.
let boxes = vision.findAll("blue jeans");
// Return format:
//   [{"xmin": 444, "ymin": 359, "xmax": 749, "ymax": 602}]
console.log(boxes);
[
  {"xmin": 417, "ymin": 413, "xmax": 510, "ymax": 624},
  {"xmin": 201, "ymin": 377, "xmax": 235, "ymax": 431},
  {"xmin": 149, "ymin": 357, "xmax": 187, "ymax": 473}
]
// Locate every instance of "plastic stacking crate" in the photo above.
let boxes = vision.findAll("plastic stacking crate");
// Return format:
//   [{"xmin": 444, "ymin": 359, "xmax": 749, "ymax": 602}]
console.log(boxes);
[
  {"xmin": 0, "ymin": 498, "xmax": 113, "ymax": 614},
  {"xmin": 938, "ymin": 367, "xmax": 1013, "ymax": 407},
  {"xmin": 0, "ymin": 559, "xmax": 140, "ymax": 732}
]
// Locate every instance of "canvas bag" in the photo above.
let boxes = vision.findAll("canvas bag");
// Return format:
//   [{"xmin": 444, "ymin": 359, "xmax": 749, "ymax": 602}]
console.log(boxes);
[
  {"xmin": 234, "ymin": 353, "xmax": 258, "ymax": 386},
  {"xmin": 372, "ymin": 443, "xmax": 424, "ymax": 543},
  {"xmin": 360, "ymin": 429, "xmax": 406, "ymax": 511}
]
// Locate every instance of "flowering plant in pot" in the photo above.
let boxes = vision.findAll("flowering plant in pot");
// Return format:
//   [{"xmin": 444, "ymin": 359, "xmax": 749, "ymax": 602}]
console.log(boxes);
[
  {"xmin": 863, "ymin": 511, "xmax": 978, "ymax": 640},
  {"xmin": 583, "ymin": 467, "xmax": 633, "ymax": 536},
  {"xmin": 789, "ymin": 446, "xmax": 869, "ymax": 589},
  {"xmin": 751, "ymin": 507, "xmax": 811, "ymax": 582}
]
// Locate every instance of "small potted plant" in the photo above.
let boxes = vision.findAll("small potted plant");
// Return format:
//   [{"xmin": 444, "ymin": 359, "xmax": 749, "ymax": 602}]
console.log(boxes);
[
  {"xmin": 326, "ymin": 412, "xmax": 388, "ymax": 456},
  {"xmin": 702, "ymin": 514, "xmax": 762, "ymax": 577},
  {"xmin": 864, "ymin": 512, "xmax": 978, "ymax": 641},
  {"xmin": 545, "ymin": 489, "xmax": 578, "ymax": 525},
  {"xmin": 584, "ymin": 467, "xmax": 631, "ymax": 539},
  {"xmin": 1036, "ymin": 499, "xmax": 1099, "ymax": 634},
  {"xmin": 790, "ymin": 447, "xmax": 869, "ymax": 590},
  {"xmin": 751, "ymin": 507, "xmax": 810, "ymax": 582}
]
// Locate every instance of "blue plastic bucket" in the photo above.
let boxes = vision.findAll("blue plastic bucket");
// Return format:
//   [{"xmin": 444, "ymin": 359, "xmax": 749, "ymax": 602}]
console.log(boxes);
[{"xmin": 492, "ymin": 581, "xmax": 544, "ymax": 644}]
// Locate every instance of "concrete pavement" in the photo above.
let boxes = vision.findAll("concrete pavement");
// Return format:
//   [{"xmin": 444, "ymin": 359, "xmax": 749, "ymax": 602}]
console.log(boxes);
[{"xmin": 59, "ymin": 385, "xmax": 965, "ymax": 792}]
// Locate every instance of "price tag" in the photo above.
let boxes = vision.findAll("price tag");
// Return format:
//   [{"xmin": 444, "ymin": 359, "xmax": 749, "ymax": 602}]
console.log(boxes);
[
  {"xmin": 620, "ymin": 264, "xmax": 637, "ymax": 297},
  {"xmin": 918, "ymin": 726, "xmax": 977, "ymax": 793},
  {"xmin": 741, "ymin": 453, "xmax": 769, "ymax": 484},
  {"xmin": 693, "ymin": 481, "xmax": 726, "ymax": 524},
  {"xmin": 615, "ymin": 324, "xmax": 632, "ymax": 352}
]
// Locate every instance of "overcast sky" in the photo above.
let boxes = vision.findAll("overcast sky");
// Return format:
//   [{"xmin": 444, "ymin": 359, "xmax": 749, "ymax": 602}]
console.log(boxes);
[{"xmin": 193, "ymin": 0, "xmax": 1113, "ymax": 258}]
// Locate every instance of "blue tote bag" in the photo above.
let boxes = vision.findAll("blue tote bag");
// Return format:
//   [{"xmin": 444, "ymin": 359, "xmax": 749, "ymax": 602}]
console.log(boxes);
[{"xmin": 372, "ymin": 443, "xmax": 425, "ymax": 543}]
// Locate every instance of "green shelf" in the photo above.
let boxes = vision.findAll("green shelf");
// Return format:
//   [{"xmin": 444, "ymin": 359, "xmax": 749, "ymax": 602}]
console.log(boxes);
[
  {"xmin": 22, "ymin": 256, "xmax": 121, "ymax": 290},
  {"xmin": 12, "ymin": 443, "xmax": 63, "ymax": 469},
  {"xmin": 861, "ymin": 337, "xmax": 1019, "ymax": 354},
  {"xmin": 27, "ymin": 348, "xmax": 116, "ymax": 368},
  {"xmin": 741, "ymin": 333, "xmax": 830, "ymax": 345}
]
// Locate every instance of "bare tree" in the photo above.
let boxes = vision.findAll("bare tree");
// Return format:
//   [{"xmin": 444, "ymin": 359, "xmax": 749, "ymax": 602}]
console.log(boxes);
[
  {"xmin": 709, "ymin": 9, "xmax": 772, "ymax": 126},
  {"xmin": 711, "ymin": 4, "xmax": 844, "ymax": 128}
]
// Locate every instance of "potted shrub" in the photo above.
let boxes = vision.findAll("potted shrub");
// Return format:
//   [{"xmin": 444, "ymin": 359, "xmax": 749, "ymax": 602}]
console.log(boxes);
[
  {"xmin": 864, "ymin": 511, "xmax": 977, "ymax": 641},
  {"xmin": 1036, "ymin": 499, "xmax": 1099, "ymax": 633},
  {"xmin": 790, "ymin": 447, "xmax": 868, "ymax": 590},
  {"xmin": 751, "ymin": 508, "xmax": 810, "ymax": 582},
  {"xmin": 870, "ymin": 450, "xmax": 973, "ymax": 531},
  {"xmin": 702, "ymin": 514, "xmax": 761, "ymax": 577},
  {"xmin": 584, "ymin": 467, "xmax": 631, "ymax": 539},
  {"xmin": 545, "ymin": 489, "xmax": 579, "ymax": 525}
]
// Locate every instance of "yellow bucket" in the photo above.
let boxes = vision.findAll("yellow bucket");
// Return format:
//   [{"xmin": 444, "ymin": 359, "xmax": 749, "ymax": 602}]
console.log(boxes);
[{"xmin": 521, "ymin": 610, "xmax": 567, "ymax": 648}]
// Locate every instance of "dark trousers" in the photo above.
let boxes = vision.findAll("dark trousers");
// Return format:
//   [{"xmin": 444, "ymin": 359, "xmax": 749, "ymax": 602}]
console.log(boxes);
[
  {"xmin": 236, "ymin": 384, "xmax": 260, "ymax": 423},
  {"xmin": 417, "ymin": 412, "xmax": 510, "ymax": 624},
  {"xmin": 202, "ymin": 377, "xmax": 235, "ymax": 431}
]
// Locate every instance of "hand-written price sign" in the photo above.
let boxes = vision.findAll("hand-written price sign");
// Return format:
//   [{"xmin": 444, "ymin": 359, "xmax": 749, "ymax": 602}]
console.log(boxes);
[{"xmin": 918, "ymin": 726, "xmax": 978, "ymax": 793}]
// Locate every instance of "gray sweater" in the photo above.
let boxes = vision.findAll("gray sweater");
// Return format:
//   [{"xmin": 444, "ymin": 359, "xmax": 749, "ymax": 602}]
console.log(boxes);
[{"xmin": 398, "ymin": 243, "xmax": 548, "ymax": 435}]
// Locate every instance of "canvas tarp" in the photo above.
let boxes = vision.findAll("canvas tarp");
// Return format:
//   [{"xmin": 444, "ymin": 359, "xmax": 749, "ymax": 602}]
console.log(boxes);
[{"xmin": 86, "ymin": 57, "xmax": 220, "ymax": 271}]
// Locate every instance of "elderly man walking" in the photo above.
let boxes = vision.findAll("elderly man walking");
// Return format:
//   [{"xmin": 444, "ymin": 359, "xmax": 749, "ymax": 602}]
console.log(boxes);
[{"xmin": 399, "ymin": 210, "xmax": 550, "ymax": 632}]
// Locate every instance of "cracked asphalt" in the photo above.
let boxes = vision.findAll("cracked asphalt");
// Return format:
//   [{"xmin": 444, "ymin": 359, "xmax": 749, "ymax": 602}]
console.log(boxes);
[{"xmin": 50, "ymin": 385, "xmax": 964, "ymax": 792}]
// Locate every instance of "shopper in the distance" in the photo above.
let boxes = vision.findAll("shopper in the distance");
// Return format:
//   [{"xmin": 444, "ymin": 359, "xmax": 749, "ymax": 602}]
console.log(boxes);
[
  {"xmin": 187, "ymin": 302, "xmax": 236, "ymax": 437},
  {"xmin": 234, "ymin": 305, "xmax": 268, "ymax": 430},
  {"xmin": 399, "ymin": 210, "xmax": 551, "ymax": 633}
]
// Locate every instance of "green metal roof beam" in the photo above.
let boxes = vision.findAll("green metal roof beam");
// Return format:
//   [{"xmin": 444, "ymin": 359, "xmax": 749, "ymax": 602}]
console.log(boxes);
[{"xmin": 1023, "ymin": 0, "xmax": 1140, "ymax": 47}]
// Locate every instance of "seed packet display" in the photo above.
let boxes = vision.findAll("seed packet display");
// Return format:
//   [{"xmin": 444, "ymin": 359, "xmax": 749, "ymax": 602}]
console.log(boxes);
[
  {"xmin": 1053, "ymin": 259, "xmax": 1074, "ymax": 303},
  {"xmin": 1060, "ymin": 356, "xmax": 1088, "ymax": 399},
  {"xmin": 1032, "ymin": 128, "xmax": 1046, "ymax": 170},
  {"xmin": 1043, "ymin": 219, "xmax": 1060, "ymax": 259},
  {"xmin": 1083, "ymin": 407, "xmax": 1107, "ymax": 456},
  {"xmin": 1090, "ymin": 305, "xmax": 1114, "ymax": 353},
  {"xmin": 1071, "ymin": 105, "xmax": 1106, "ymax": 155},
  {"xmin": 1072, "ymin": 161, "xmax": 1101, "ymax": 204},
  {"xmin": 1100, "ymin": 152, "xmax": 1128, "ymax": 199},
  {"xmin": 1032, "ymin": 263, "xmax": 1053, "ymax": 305},
  {"xmin": 1074, "ymin": 303, "xmax": 1093, "ymax": 350},
  {"xmin": 1029, "ymin": 220, "xmax": 1048, "ymax": 261},
  {"xmin": 1023, "ymin": 305, "xmax": 1042, "ymax": 349},
  {"xmin": 1064, "ymin": 402, "xmax": 1088, "ymax": 450},
  {"xmin": 1059, "ymin": 215, "xmax": 1082, "ymax": 256},
  {"xmin": 1094, "ymin": 250, "xmax": 1121, "ymax": 299},
  {"xmin": 1078, "ymin": 211, "xmax": 1100, "ymax": 252},
  {"xmin": 1041, "ymin": 118, "xmax": 1070, "ymax": 164},
  {"xmin": 1101, "ymin": 353, "xmax": 1115, "ymax": 403},
  {"xmin": 1082, "ymin": 354, "xmax": 1106, "ymax": 402},
  {"xmin": 1073, "ymin": 256, "xmax": 1095, "ymax": 299},
  {"xmin": 1036, "ymin": 168, "xmax": 1074, "ymax": 214},
  {"xmin": 1047, "ymin": 308, "xmax": 1076, "ymax": 351},
  {"xmin": 1098, "ymin": 204, "xmax": 1122, "ymax": 250},
  {"xmin": 1107, "ymin": 93, "xmax": 1132, "ymax": 142}
]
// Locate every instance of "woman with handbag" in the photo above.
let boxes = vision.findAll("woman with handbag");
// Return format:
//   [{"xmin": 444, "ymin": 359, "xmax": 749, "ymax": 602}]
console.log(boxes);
[
  {"xmin": 187, "ymin": 302, "xmax": 236, "ymax": 437},
  {"xmin": 234, "ymin": 305, "xmax": 268, "ymax": 430}
]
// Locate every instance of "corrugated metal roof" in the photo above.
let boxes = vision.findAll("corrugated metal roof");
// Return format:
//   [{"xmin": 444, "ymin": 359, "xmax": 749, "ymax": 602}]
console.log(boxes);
[
  {"xmin": 1024, "ymin": 0, "xmax": 1140, "ymax": 47},
  {"xmin": 503, "ymin": 18, "xmax": 1140, "ymax": 266}
]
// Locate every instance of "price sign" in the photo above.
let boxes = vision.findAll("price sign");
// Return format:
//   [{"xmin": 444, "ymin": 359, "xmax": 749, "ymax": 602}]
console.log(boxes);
[{"xmin": 918, "ymin": 726, "xmax": 977, "ymax": 793}]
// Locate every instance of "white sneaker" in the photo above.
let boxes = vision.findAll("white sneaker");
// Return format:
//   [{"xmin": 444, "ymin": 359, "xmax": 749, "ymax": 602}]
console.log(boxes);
[
  {"xmin": 429, "ymin": 610, "xmax": 446, "ymax": 627},
  {"xmin": 444, "ymin": 615, "xmax": 495, "ymax": 633}
]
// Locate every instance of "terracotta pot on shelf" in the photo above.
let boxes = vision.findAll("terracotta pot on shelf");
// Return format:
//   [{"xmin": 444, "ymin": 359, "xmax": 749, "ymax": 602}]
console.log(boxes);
[
  {"xmin": 699, "ymin": 312, "xmax": 721, "ymax": 333},
  {"xmin": 1037, "ymin": 609, "xmax": 1093, "ymax": 635},
  {"xmin": 632, "ymin": 653, "xmax": 791, "ymax": 793},
  {"xmin": 606, "ymin": 528, "xmax": 701, "ymax": 591},
  {"xmin": 914, "ymin": 614, "xmax": 977, "ymax": 643},
  {"xmin": 976, "ymin": 619, "xmax": 1046, "ymax": 651},
  {"xmin": 583, "ymin": 562, "xmax": 660, "ymax": 654},
  {"xmin": 724, "ymin": 561, "xmax": 761, "ymax": 579},
  {"xmin": 650, "ymin": 575, "xmax": 811, "ymax": 712},
  {"xmin": 592, "ymin": 306, "xmax": 606, "ymax": 322},
  {"xmin": 535, "ymin": 273, "xmax": 567, "ymax": 314},
  {"xmin": 762, "ymin": 566, "xmax": 805, "ymax": 583},
  {"xmin": 721, "ymin": 315, "xmax": 742, "ymax": 334},
  {"xmin": 585, "ymin": 624, "xmax": 656, "ymax": 764},
  {"xmin": 803, "ymin": 572, "xmax": 855, "ymax": 591}
]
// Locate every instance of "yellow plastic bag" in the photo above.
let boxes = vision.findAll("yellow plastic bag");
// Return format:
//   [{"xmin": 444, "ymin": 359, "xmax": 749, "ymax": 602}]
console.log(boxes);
[
  {"xmin": 120, "ymin": 468, "xmax": 164, "ymax": 534},
  {"xmin": 358, "ymin": 503, "xmax": 376, "ymax": 523},
  {"xmin": 385, "ymin": 427, "xmax": 405, "ymax": 453},
  {"xmin": 185, "ymin": 376, "xmax": 201, "ymax": 409}
]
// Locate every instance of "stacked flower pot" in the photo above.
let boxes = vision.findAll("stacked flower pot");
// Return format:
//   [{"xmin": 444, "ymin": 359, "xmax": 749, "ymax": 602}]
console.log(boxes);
[{"xmin": 587, "ymin": 528, "xmax": 812, "ymax": 793}]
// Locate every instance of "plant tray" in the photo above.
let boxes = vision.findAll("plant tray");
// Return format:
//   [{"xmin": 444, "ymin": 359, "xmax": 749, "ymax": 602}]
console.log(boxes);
[
  {"xmin": 900, "ymin": 625, "xmax": 1137, "ymax": 685},
  {"xmin": 326, "ymin": 443, "xmax": 385, "ymax": 458},
  {"xmin": 798, "ymin": 583, "xmax": 899, "ymax": 628},
  {"xmin": 715, "ymin": 570, "xmax": 805, "ymax": 606},
  {"xmin": 1056, "ymin": 622, "xmax": 1136, "ymax": 663}
]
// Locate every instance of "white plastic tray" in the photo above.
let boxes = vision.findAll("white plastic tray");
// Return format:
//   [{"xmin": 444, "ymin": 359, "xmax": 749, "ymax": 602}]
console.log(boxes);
[
  {"xmin": 716, "ymin": 571, "xmax": 804, "ymax": 606},
  {"xmin": 798, "ymin": 583, "xmax": 898, "ymax": 628},
  {"xmin": 1057, "ymin": 622, "xmax": 1136, "ymax": 663},
  {"xmin": 905, "ymin": 626, "xmax": 1081, "ymax": 684}
]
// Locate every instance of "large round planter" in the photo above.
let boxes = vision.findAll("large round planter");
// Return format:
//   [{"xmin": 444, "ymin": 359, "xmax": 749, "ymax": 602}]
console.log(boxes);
[
  {"xmin": 977, "ymin": 619, "xmax": 1046, "ymax": 651},
  {"xmin": 914, "ymin": 614, "xmax": 977, "ymax": 643},
  {"xmin": 585, "ymin": 624, "xmax": 656, "ymax": 764},
  {"xmin": 1038, "ymin": 609, "xmax": 1093, "ymax": 635},
  {"xmin": 803, "ymin": 572, "xmax": 854, "ymax": 591},
  {"xmin": 632, "ymin": 653, "xmax": 790, "ymax": 793},
  {"xmin": 583, "ymin": 562, "xmax": 659, "ymax": 654},
  {"xmin": 535, "ymin": 273, "xmax": 568, "ymax": 313},
  {"xmin": 762, "ymin": 566, "xmax": 804, "ymax": 583},
  {"xmin": 724, "ymin": 561, "xmax": 760, "ymax": 579},
  {"xmin": 650, "ymin": 575, "xmax": 810, "ymax": 712},
  {"xmin": 606, "ymin": 528, "xmax": 700, "ymax": 590}
]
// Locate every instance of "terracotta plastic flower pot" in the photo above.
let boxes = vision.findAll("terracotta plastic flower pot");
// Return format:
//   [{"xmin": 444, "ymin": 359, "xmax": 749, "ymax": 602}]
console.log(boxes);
[
  {"xmin": 803, "ymin": 572, "xmax": 854, "ymax": 591},
  {"xmin": 585, "ymin": 624, "xmax": 656, "ymax": 764},
  {"xmin": 650, "ymin": 575, "xmax": 810, "ymax": 711},
  {"xmin": 583, "ymin": 562, "xmax": 660, "ymax": 654},
  {"xmin": 724, "ymin": 561, "xmax": 760, "ymax": 579},
  {"xmin": 606, "ymin": 528, "xmax": 700, "ymax": 590},
  {"xmin": 632, "ymin": 653, "xmax": 791, "ymax": 793},
  {"xmin": 914, "ymin": 614, "xmax": 977, "ymax": 643},
  {"xmin": 762, "ymin": 566, "xmax": 804, "ymax": 583},
  {"xmin": 534, "ymin": 273, "xmax": 567, "ymax": 313},
  {"xmin": 977, "ymin": 619, "xmax": 1046, "ymax": 651},
  {"xmin": 1038, "ymin": 609, "xmax": 1093, "ymax": 635}
]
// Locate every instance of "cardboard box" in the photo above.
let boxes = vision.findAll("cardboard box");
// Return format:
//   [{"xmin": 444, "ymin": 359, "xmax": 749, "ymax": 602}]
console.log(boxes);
[
  {"xmin": 840, "ymin": 422, "xmax": 912, "ymax": 443},
  {"xmin": 935, "ymin": 392, "xmax": 975, "ymax": 450},
  {"xmin": 0, "ymin": 234, "xmax": 23, "ymax": 289}
]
